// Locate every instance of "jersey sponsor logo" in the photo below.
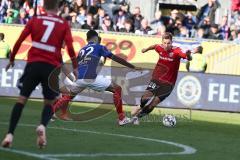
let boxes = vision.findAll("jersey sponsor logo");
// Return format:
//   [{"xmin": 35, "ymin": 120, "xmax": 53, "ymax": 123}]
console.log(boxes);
[
  {"xmin": 169, "ymin": 52, "xmax": 174, "ymax": 57},
  {"xmin": 177, "ymin": 75, "xmax": 202, "ymax": 106},
  {"xmin": 159, "ymin": 55, "xmax": 174, "ymax": 61}
]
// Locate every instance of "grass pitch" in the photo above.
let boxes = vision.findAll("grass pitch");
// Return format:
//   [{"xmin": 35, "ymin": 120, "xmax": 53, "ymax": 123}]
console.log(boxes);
[{"xmin": 0, "ymin": 96, "xmax": 240, "ymax": 160}]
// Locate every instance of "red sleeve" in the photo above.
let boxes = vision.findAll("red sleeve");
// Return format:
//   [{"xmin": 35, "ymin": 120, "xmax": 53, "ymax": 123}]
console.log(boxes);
[
  {"xmin": 176, "ymin": 47, "xmax": 187, "ymax": 59},
  {"xmin": 154, "ymin": 44, "xmax": 163, "ymax": 53},
  {"xmin": 10, "ymin": 18, "xmax": 33, "ymax": 62},
  {"xmin": 64, "ymin": 22, "xmax": 77, "ymax": 69}
]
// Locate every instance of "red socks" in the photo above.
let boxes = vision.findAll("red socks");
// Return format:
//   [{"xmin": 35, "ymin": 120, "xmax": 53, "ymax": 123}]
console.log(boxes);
[
  {"xmin": 53, "ymin": 95, "xmax": 73, "ymax": 114},
  {"xmin": 113, "ymin": 86, "xmax": 125, "ymax": 120}
]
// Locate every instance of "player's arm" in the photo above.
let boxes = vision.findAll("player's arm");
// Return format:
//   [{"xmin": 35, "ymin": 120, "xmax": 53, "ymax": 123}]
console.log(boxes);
[
  {"xmin": 6, "ymin": 18, "xmax": 33, "ymax": 71},
  {"xmin": 178, "ymin": 49, "xmax": 192, "ymax": 61},
  {"xmin": 64, "ymin": 22, "xmax": 78, "ymax": 78},
  {"xmin": 62, "ymin": 64, "xmax": 76, "ymax": 82},
  {"xmin": 186, "ymin": 61, "xmax": 190, "ymax": 72},
  {"xmin": 141, "ymin": 44, "xmax": 157, "ymax": 53},
  {"xmin": 110, "ymin": 54, "xmax": 140, "ymax": 70},
  {"xmin": 102, "ymin": 46, "xmax": 141, "ymax": 70}
]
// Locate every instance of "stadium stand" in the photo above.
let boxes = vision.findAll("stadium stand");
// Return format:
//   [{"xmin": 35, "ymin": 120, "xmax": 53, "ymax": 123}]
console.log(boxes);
[{"xmin": 0, "ymin": 0, "xmax": 239, "ymax": 41}]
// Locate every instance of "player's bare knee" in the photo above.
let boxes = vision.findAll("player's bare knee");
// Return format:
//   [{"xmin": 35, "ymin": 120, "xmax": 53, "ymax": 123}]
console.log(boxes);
[
  {"xmin": 17, "ymin": 96, "xmax": 28, "ymax": 105},
  {"xmin": 113, "ymin": 84, "xmax": 122, "ymax": 94}
]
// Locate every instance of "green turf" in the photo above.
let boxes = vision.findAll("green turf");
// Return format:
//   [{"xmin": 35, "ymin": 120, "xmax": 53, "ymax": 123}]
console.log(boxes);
[{"xmin": 0, "ymin": 96, "xmax": 240, "ymax": 160}]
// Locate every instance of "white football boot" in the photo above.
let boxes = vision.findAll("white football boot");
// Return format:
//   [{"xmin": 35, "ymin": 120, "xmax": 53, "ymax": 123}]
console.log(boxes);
[
  {"xmin": 131, "ymin": 116, "xmax": 140, "ymax": 125},
  {"xmin": 1, "ymin": 133, "xmax": 13, "ymax": 148},
  {"xmin": 36, "ymin": 125, "xmax": 47, "ymax": 149},
  {"xmin": 118, "ymin": 117, "xmax": 132, "ymax": 126}
]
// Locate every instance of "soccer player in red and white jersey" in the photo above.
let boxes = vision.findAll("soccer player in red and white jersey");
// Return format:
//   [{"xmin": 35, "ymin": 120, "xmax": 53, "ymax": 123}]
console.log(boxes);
[
  {"xmin": 131, "ymin": 32, "xmax": 192, "ymax": 124},
  {"xmin": 1, "ymin": 0, "xmax": 78, "ymax": 148}
]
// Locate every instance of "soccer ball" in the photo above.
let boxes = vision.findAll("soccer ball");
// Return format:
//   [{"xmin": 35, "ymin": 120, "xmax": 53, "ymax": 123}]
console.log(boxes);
[{"xmin": 162, "ymin": 114, "xmax": 176, "ymax": 127}]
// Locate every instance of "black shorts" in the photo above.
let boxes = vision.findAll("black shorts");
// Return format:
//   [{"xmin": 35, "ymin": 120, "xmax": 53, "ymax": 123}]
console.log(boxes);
[
  {"xmin": 146, "ymin": 79, "xmax": 174, "ymax": 101},
  {"xmin": 19, "ymin": 62, "xmax": 60, "ymax": 100}
]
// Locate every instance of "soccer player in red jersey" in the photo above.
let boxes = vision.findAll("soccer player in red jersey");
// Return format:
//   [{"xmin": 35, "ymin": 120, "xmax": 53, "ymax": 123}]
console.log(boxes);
[
  {"xmin": 1, "ymin": 0, "xmax": 78, "ymax": 148},
  {"xmin": 131, "ymin": 32, "xmax": 192, "ymax": 124}
]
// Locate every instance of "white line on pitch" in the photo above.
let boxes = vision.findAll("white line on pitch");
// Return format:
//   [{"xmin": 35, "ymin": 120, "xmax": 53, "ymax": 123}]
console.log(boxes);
[
  {"xmin": 0, "ymin": 122, "xmax": 197, "ymax": 159},
  {"xmin": 0, "ymin": 147, "xmax": 60, "ymax": 160}
]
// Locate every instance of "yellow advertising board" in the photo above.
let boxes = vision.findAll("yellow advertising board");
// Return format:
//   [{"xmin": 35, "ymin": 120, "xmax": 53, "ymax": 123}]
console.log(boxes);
[
  {"xmin": 1, "ymin": 25, "xmax": 240, "ymax": 75},
  {"xmin": 0, "ymin": 25, "xmax": 161, "ymax": 68}
]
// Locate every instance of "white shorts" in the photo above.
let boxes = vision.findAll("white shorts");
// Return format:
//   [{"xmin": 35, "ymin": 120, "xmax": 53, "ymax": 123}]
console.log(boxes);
[
  {"xmin": 59, "ymin": 72, "xmax": 111, "ymax": 93},
  {"xmin": 75, "ymin": 75, "xmax": 111, "ymax": 92}
]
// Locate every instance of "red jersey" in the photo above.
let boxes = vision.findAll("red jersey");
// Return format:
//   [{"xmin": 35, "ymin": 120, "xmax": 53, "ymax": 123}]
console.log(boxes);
[
  {"xmin": 152, "ymin": 44, "xmax": 188, "ymax": 84},
  {"xmin": 10, "ymin": 13, "xmax": 77, "ymax": 68}
]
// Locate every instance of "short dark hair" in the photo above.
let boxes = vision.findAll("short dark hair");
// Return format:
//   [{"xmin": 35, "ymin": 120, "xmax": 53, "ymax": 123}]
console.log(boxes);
[
  {"xmin": 162, "ymin": 32, "xmax": 173, "ymax": 41},
  {"xmin": 86, "ymin": 30, "xmax": 98, "ymax": 41},
  {"xmin": 44, "ymin": 0, "xmax": 60, "ymax": 10},
  {"xmin": 0, "ymin": 33, "xmax": 4, "ymax": 40},
  {"xmin": 196, "ymin": 46, "xmax": 203, "ymax": 54}
]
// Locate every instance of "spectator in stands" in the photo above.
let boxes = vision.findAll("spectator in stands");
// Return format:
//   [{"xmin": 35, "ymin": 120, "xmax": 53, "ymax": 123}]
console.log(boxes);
[
  {"xmin": 119, "ymin": 2, "xmax": 131, "ymax": 19},
  {"xmin": 101, "ymin": 14, "xmax": 115, "ymax": 32},
  {"xmin": 199, "ymin": 16, "xmax": 211, "ymax": 36},
  {"xmin": 167, "ymin": 18, "xmax": 182, "ymax": 36},
  {"xmin": 95, "ymin": 7, "xmax": 105, "ymax": 29},
  {"xmin": 75, "ymin": 6, "xmax": 86, "ymax": 26},
  {"xmin": 82, "ymin": 13, "xmax": 97, "ymax": 29},
  {"xmin": 195, "ymin": 27, "xmax": 207, "ymax": 40},
  {"xmin": 150, "ymin": 10, "xmax": 163, "ymax": 30},
  {"xmin": 87, "ymin": 0, "xmax": 100, "ymax": 15},
  {"xmin": 132, "ymin": 6, "xmax": 143, "ymax": 31},
  {"xmin": 4, "ymin": 8, "xmax": 18, "ymax": 23},
  {"xmin": 177, "ymin": 26, "xmax": 189, "ymax": 38},
  {"xmin": 112, "ymin": 1, "xmax": 131, "ymax": 19},
  {"xmin": 17, "ymin": 8, "xmax": 28, "ymax": 24},
  {"xmin": 184, "ymin": 11, "xmax": 196, "ymax": 37},
  {"xmin": 207, "ymin": 23, "xmax": 224, "ymax": 40},
  {"xmin": 233, "ymin": 30, "xmax": 240, "ymax": 43},
  {"xmin": 22, "ymin": 0, "xmax": 31, "ymax": 15},
  {"xmin": 186, "ymin": 46, "xmax": 207, "ymax": 73},
  {"xmin": 229, "ymin": 25, "xmax": 237, "ymax": 40},
  {"xmin": 29, "ymin": 0, "xmax": 45, "ymax": 15},
  {"xmin": 169, "ymin": 9, "xmax": 179, "ymax": 22},
  {"xmin": 119, "ymin": 18, "xmax": 134, "ymax": 33},
  {"xmin": 0, "ymin": 32, "xmax": 11, "ymax": 58},
  {"xmin": 219, "ymin": 15, "xmax": 230, "ymax": 40},
  {"xmin": 155, "ymin": 24, "xmax": 166, "ymax": 36},
  {"xmin": 58, "ymin": 4, "xmax": 71, "ymax": 22},
  {"xmin": 233, "ymin": 13, "xmax": 240, "ymax": 28},
  {"xmin": 196, "ymin": 0, "xmax": 220, "ymax": 27},
  {"xmin": 71, "ymin": 11, "xmax": 82, "ymax": 28},
  {"xmin": 71, "ymin": 0, "xmax": 85, "ymax": 14},
  {"xmin": 135, "ymin": 18, "xmax": 153, "ymax": 35},
  {"xmin": 113, "ymin": 8, "xmax": 126, "ymax": 31},
  {"xmin": 0, "ymin": 0, "xmax": 14, "ymax": 23}
]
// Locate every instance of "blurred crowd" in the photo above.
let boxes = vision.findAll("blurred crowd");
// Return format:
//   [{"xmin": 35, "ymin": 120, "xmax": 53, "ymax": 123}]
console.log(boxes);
[{"xmin": 1, "ymin": 0, "xmax": 240, "ymax": 41}]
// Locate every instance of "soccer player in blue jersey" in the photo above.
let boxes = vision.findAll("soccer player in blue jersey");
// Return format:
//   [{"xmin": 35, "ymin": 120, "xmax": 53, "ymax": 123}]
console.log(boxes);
[{"xmin": 53, "ymin": 30, "xmax": 141, "ymax": 125}]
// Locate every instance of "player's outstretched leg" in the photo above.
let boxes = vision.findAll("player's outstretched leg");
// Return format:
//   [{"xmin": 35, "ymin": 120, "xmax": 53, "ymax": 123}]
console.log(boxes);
[
  {"xmin": 1, "ymin": 96, "xmax": 27, "ymax": 148},
  {"xmin": 131, "ymin": 90, "xmax": 155, "ymax": 115},
  {"xmin": 131, "ymin": 94, "xmax": 160, "ymax": 125},
  {"xmin": 52, "ymin": 94, "xmax": 74, "ymax": 121},
  {"xmin": 106, "ymin": 83, "xmax": 131, "ymax": 126}
]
